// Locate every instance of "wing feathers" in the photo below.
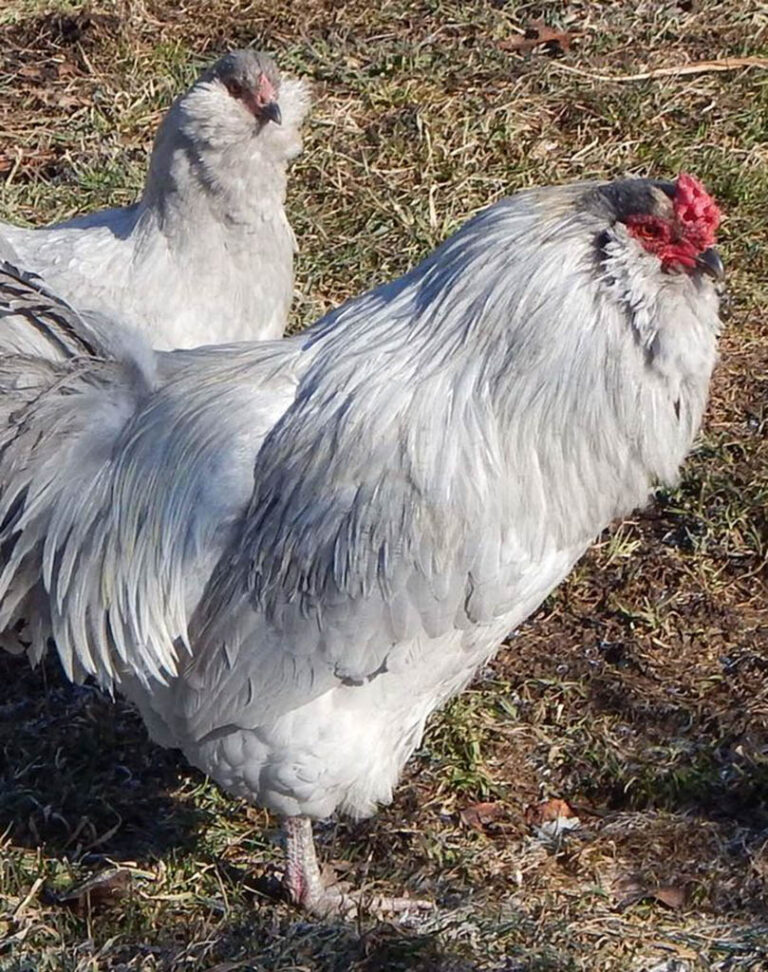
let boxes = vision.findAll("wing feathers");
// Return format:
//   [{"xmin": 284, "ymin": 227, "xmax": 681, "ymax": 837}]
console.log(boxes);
[{"xmin": 0, "ymin": 265, "xmax": 302, "ymax": 687}]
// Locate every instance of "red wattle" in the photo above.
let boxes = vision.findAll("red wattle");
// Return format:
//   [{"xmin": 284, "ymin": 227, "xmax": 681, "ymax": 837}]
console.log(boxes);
[{"xmin": 659, "ymin": 239, "xmax": 698, "ymax": 271}]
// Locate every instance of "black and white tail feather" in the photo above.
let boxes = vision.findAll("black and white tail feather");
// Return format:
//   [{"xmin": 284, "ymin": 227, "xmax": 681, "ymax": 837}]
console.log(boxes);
[
  {"xmin": 0, "ymin": 259, "xmax": 108, "ymax": 359},
  {"xmin": 0, "ymin": 248, "xmax": 300, "ymax": 689},
  {"xmin": 0, "ymin": 257, "xmax": 159, "ymax": 679}
]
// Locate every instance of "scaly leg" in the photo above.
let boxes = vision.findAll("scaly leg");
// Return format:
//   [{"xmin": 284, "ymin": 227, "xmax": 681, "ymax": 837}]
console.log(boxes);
[{"xmin": 282, "ymin": 815, "xmax": 433, "ymax": 918}]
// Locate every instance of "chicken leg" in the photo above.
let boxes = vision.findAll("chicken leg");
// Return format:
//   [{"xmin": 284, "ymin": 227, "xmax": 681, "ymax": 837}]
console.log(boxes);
[{"xmin": 282, "ymin": 816, "xmax": 433, "ymax": 918}]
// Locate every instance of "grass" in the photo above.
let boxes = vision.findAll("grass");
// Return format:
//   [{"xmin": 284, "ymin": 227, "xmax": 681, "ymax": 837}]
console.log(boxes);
[{"xmin": 0, "ymin": 0, "xmax": 767, "ymax": 968}]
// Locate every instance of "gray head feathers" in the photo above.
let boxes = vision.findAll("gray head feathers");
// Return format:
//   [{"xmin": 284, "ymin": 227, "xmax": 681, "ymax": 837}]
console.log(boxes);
[{"xmin": 145, "ymin": 49, "xmax": 311, "ymax": 207}]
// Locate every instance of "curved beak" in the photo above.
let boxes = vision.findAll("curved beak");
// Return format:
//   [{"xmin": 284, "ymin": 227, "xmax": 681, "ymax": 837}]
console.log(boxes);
[
  {"xmin": 261, "ymin": 100, "xmax": 282, "ymax": 125},
  {"xmin": 696, "ymin": 247, "xmax": 725, "ymax": 282}
]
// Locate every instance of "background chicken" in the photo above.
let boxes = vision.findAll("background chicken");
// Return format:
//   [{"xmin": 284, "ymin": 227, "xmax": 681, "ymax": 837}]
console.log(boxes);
[
  {"xmin": 1, "ymin": 50, "xmax": 310, "ymax": 351},
  {"xmin": 0, "ymin": 173, "xmax": 724, "ymax": 916}
]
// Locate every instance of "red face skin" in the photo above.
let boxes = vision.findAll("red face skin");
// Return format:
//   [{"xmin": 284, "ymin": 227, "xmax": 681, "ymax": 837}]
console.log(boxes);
[
  {"xmin": 626, "ymin": 173, "xmax": 721, "ymax": 273},
  {"xmin": 224, "ymin": 73, "xmax": 279, "ymax": 122}
]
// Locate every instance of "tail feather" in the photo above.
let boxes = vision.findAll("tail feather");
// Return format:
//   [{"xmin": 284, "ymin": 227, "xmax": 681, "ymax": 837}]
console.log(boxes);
[
  {"xmin": 0, "ymin": 259, "xmax": 106, "ymax": 360},
  {"xmin": 0, "ymin": 257, "xmax": 163, "ymax": 685}
]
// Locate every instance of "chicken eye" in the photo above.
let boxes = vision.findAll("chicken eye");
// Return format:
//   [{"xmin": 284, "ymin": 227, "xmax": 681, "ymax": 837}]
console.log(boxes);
[
  {"xmin": 224, "ymin": 78, "xmax": 244, "ymax": 98},
  {"xmin": 625, "ymin": 215, "xmax": 672, "ymax": 249}
]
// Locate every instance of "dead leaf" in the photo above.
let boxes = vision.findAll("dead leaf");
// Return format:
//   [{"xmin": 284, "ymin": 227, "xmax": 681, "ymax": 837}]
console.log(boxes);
[
  {"xmin": 613, "ymin": 873, "xmax": 687, "ymax": 911},
  {"xmin": 652, "ymin": 885, "xmax": 687, "ymax": 910},
  {"xmin": 460, "ymin": 801, "xmax": 505, "ymax": 833},
  {"xmin": 49, "ymin": 867, "xmax": 132, "ymax": 913},
  {"xmin": 613, "ymin": 874, "xmax": 645, "ymax": 910},
  {"xmin": 0, "ymin": 148, "xmax": 60, "ymax": 175},
  {"xmin": 36, "ymin": 90, "xmax": 91, "ymax": 110},
  {"xmin": 15, "ymin": 61, "xmax": 63, "ymax": 83},
  {"xmin": 17, "ymin": 64, "xmax": 46, "ymax": 81},
  {"xmin": 500, "ymin": 21, "xmax": 576, "ymax": 56},
  {"xmin": 524, "ymin": 798, "xmax": 575, "ymax": 827}
]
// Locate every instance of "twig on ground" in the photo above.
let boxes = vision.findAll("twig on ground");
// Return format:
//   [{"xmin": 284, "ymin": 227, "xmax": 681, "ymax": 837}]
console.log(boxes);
[{"xmin": 549, "ymin": 56, "xmax": 768, "ymax": 83}]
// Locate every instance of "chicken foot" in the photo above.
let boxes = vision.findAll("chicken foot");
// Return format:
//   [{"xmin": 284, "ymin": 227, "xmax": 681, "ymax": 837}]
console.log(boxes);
[{"xmin": 282, "ymin": 815, "xmax": 433, "ymax": 919}]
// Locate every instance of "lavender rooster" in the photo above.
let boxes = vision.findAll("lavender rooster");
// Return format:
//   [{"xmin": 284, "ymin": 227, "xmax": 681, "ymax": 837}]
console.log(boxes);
[{"xmin": 0, "ymin": 173, "xmax": 724, "ymax": 915}]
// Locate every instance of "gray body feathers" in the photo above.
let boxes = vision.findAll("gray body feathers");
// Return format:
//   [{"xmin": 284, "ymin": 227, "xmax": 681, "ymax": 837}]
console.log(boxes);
[{"xmin": 0, "ymin": 179, "xmax": 721, "ymax": 819}]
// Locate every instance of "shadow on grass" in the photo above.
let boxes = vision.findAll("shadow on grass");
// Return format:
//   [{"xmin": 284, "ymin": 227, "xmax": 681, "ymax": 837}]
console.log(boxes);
[
  {"xmin": 0, "ymin": 652, "xmax": 202, "ymax": 862},
  {"xmin": 200, "ymin": 918, "xmax": 486, "ymax": 972},
  {"xmin": 582, "ymin": 673, "xmax": 768, "ymax": 829}
]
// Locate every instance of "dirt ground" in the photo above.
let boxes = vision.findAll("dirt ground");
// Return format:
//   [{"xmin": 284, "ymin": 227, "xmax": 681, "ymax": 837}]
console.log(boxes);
[{"xmin": 0, "ymin": 1, "xmax": 766, "ymax": 969}]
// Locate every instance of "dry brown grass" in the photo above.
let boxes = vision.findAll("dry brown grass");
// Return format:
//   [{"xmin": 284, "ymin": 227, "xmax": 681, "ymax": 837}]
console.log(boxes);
[{"xmin": 0, "ymin": 1, "xmax": 767, "ymax": 969}]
